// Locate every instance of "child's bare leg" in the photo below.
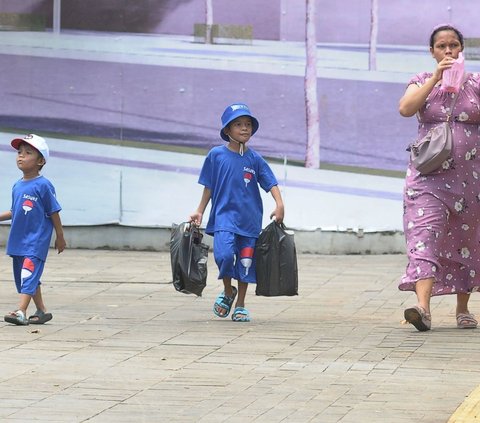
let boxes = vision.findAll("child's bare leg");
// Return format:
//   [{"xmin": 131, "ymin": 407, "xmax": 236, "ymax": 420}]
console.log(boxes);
[
  {"xmin": 235, "ymin": 281, "xmax": 248, "ymax": 308},
  {"xmin": 223, "ymin": 277, "xmax": 234, "ymax": 298},
  {"xmin": 17, "ymin": 293, "xmax": 32, "ymax": 315},
  {"xmin": 32, "ymin": 286, "xmax": 47, "ymax": 313}
]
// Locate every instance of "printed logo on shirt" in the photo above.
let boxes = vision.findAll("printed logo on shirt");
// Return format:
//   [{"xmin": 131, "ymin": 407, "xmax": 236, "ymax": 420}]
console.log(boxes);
[
  {"xmin": 243, "ymin": 172, "xmax": 252, "ymax": 187},
  {"xmin": 22, "ymin": 200, "xmax": 34, "ymax": 215},
  {"xmin": 243, "ymin": 167, "xmax": 255, "ymax": 187},
  {"xmin": 22, "ymin": 194, "xmax": 38, "ymax": 215}
]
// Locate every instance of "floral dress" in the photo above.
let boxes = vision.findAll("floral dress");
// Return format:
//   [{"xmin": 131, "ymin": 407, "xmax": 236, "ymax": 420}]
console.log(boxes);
[{"xmin": 400, "ymin": 72, "xmax": 480, "ymax": 295}]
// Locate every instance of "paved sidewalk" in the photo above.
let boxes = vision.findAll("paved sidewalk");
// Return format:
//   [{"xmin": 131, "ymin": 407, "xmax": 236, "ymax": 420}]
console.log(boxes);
[{"xmin": 0, "ymin": 249, "xmax": 479, "ymax": 422}]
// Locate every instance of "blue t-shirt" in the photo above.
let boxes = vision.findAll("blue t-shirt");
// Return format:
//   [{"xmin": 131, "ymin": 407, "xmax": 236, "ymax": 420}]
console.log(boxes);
[
  {"xmin": 199, "ymin": 145, "xmax": 278, "ymax": 237},
  {"xmin": 7, "ymin": 176, "xmax": 62, "ymax": 261}
]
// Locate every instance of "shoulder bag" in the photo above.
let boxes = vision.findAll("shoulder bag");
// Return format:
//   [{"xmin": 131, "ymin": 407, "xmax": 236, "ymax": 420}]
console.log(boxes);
[{"xmin": 408, "ymin": 73, "xmax": 467, "ymax": 175}]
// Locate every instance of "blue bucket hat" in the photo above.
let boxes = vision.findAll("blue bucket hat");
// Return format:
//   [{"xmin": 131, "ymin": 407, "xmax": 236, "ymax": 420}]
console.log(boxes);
[{"xmin": 220, "ymin": 103, "xmax": 259, "ymax": 141}]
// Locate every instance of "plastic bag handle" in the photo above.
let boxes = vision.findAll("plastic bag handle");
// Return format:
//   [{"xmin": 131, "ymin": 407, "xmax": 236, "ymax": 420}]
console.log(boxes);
[
  {"xmin": 182, "ymin": 221, "xmax": 203, "ymax": 277},
  {"xmin": 184, "ymin": 221, "xmax": 201, "ymax": 234},
  {"xmin": 271, "ymin": 220, "xmax": 288, "ymax": 231}
]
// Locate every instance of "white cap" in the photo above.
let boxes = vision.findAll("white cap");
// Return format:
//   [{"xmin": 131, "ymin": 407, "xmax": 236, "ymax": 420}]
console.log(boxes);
[{"xmin": 11, "ymin": 134, "xmax": 49, "ymax": 162}]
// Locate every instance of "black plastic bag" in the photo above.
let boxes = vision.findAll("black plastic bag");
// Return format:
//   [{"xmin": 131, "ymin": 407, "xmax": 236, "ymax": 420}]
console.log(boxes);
[
  {"xmin": 255, "ymin": 221, "xmax": 298, "ymax": 296},
  {"xmin": 170, "ymin": 222, "xmax": 209, "ymax": 296}
]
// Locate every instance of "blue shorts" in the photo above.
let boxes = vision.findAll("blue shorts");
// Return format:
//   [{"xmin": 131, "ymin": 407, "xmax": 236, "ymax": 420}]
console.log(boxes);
[
  {"xmin": 213, "ymin": 231, "xmax": 257, "ymax": 283},
  {"xmin": 12, "ymin": 256, "xmax": 45, "ymax": 296}
]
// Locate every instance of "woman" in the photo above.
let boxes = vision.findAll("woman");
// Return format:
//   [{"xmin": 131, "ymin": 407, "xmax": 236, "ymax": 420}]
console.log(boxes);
[{"xmin": 399, "ymin": 24, "xmax": 480, "ymax": 331}]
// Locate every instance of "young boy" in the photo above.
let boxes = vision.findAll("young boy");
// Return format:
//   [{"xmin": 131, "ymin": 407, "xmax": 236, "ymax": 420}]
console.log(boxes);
[
  {"xmin": 190, "ymin": 103, "xmax": 284, "ymax": 322},
  {"xmin": 0, "ymin": 134, "xmax": 66, "ymax": 326}
]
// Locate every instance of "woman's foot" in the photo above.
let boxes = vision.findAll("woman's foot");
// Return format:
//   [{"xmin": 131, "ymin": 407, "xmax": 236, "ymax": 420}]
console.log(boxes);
[
  {"xmin": 404, "ymin": 305, "xmax": 431, "ymax": 331},
  {"xmin": 456, "ymin": 312, "xmax": 478, "ymax": 329}
]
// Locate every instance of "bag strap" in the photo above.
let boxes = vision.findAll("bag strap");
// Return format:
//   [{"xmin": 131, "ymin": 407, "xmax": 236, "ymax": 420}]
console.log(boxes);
[
  {"xmin": 446, "ymin": 72, "xmax": 470, "ymax": 122},
  {"xmin": 183, "ymin": 222, "xmax": 203, "ymax": 278}
]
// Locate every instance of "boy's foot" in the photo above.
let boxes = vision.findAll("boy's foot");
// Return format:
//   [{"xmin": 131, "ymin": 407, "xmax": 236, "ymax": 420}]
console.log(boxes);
[
  {"xmin": 213, "ymin": 287, "xmax": 238, "ymax": 318},
  {"xmin": 28, "ymin": 310, "xmax": 53, "ymax": 325},
  {"xmin": 231, "ymin": 307, "xmax": 251, "ymax": 322},
  {"xmin": 4, "ymin": 310, "xmax": 29, "ymax": 326}
]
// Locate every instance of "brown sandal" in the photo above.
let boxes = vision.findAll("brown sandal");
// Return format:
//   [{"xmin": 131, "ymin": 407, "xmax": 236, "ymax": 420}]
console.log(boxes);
[{"xmin": 404, "ymin": 305, "xmax": 431, "ymax": 332}]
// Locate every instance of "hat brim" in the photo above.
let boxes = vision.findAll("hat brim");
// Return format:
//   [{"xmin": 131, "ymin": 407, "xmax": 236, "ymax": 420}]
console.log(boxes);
[
  {"xmin": 220, "ymin": 113, "xmax": 259, "ymax": 141},
  {"xmin": 10, "ymin": 137, "xmax": 48, "ymax": 162},
  {"xmin": 11, "ymin": 138, "xmax": 24, "ymax": 150}
]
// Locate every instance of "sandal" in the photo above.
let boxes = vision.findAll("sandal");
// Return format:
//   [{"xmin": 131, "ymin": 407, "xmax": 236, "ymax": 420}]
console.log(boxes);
[
  {"xmin": 4, "ymin": 310, "xmax": 29, "ymax": 326},
  {"xmin": 404, "ymin": 305, "xmax": 431, "ymax": 332},
  {"xmin": 231, "ymin": 307, "xmax": 250, "ymax": 322},
  {"xmin": 213, "ymin": 286, "xmax": 237, "ymax": 318},
  {"xmin": 456, "ymin": 312, "xmax": 478, "ymax": 329},
  {"xmin": 28, "ymin": 310, "xmax": 53, "ymax": 325}
]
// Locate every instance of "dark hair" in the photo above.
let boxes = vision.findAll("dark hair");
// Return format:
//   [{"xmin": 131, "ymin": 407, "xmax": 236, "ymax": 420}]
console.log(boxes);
[{"xmin": 430, "ymin": 24, "xmax": 464, "ymax": 49}]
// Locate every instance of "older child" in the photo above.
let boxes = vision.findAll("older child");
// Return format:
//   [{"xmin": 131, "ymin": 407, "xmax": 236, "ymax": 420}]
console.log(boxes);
[
  {"xmin": 190, "ymin": 103, "xmax": 284, "ymax": 322},
  {"xmin": 0, "ymin": 134, "xmax": 66, "ymax": 325}
]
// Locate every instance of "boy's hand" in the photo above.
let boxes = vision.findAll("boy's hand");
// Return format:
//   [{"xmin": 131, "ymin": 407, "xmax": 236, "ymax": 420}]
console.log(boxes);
[
  {"xmin": 55, "ymin": 235, "xmax": 66, "ymax": 254},
  {"xmin": 189, "ymin": 212, "xmax": 203, "ymax": 226},
  {"xmin": 270, "ymin": 205, "xmax": 284, "ymax": 224}
]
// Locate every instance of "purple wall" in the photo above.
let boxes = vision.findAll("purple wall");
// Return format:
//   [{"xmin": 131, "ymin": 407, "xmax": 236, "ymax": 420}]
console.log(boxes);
[
  {"xmin": 2, "ymin": 0, "xmax": 479, "ymax": 172},
  {"xmin": 156, "ymin": 0, "xmax": 282, "ymax": 41},
  {"xmin": 281, "ymin": 0, "xmax": 480, "ymax": 44},
  {"xmin": 2, "ymin": 0, "xmax": 480, "ymax": 44},
  {"xmin": 0, "ymin": 0, "xmax": 43, "ymax": 13},
  {"xmin": 0, "ymin": 54, "xmax": 416, "ymax": 171}
]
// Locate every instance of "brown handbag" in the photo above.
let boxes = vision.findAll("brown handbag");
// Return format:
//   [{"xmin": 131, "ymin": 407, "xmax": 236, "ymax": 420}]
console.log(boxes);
[{"xmin": 408, "ymin": 74, "xmax": 467, "ymax": 175}]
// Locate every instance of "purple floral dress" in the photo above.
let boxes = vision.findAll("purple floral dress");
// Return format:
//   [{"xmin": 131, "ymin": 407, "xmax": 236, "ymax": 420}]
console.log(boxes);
[{"xmin": 400, "ymin": 72, "xmax": 480, "ymax": 296}]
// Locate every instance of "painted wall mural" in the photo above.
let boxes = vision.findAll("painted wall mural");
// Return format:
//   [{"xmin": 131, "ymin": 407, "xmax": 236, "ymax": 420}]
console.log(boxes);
[{"xmin": 1, "ymin": 0, "xmax": 480, "ymax": 172}]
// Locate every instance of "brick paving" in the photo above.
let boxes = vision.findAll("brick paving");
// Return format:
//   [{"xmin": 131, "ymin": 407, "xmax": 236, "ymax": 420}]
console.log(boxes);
[{"xmin": 0, "ymin": 249, "xmax": 478, "ymax": 422}]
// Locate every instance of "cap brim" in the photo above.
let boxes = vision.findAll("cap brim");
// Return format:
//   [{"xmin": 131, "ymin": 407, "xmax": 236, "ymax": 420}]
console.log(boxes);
[{"xmin": 11, "ymin": 138, "xmax": 23, "ymax": 150}]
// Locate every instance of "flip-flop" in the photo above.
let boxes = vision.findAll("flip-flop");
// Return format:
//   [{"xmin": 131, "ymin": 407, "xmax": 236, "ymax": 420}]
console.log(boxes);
[
  {"xmin": 4, "ymin": 310, "xmax": 29, "ymax": 326},
  {"xmin": 231, "ymin": 307, "xmax": 250, "ymax": 322},
  {"xmin": 28, "ymin": 310, "xmax": 53, "ymax": 325},
  {"xmin": 213, "ymin": 286, "xmax": 237, "ymax": 318}
]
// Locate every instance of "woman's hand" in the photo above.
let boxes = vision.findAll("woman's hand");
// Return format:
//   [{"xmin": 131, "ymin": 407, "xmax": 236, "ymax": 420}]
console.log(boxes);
[
  {"xmin": 399, "ymin": 56, "xmax": 456, "ymax": 117},
  {"xmin": 432, "ymin": 56, "xmax": 455, "ymax": 83}
]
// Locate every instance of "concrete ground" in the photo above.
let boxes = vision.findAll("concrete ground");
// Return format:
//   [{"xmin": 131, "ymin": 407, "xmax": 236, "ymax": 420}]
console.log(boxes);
[{"xmin": 0, "ymin": 248, "xmax": 479, "ymax": 422}]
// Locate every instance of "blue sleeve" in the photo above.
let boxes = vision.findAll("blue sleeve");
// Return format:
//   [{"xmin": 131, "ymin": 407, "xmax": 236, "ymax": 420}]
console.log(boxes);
[
  {"xmin": 41, "ymin": 180, "xmax": 62, "ymax": 216},
  {"xmin": 257, "ymin": 156, "xmax": 278, "ymax": 192},
  {"xmin": 198, "ymin": 151, "xmax": 213, "ymax": 189}
]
